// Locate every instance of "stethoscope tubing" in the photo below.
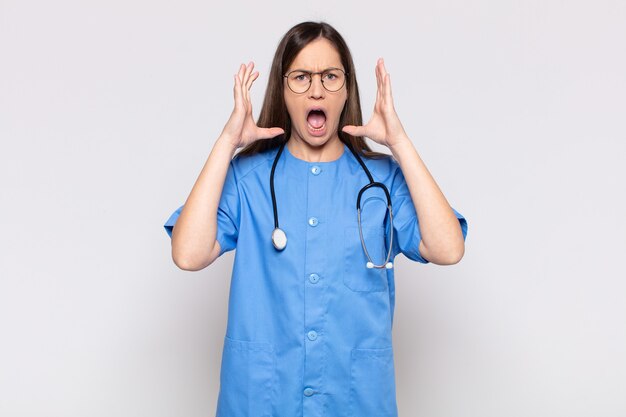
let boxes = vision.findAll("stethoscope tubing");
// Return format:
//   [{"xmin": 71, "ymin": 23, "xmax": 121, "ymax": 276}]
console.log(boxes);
[{"xmin": 270, "ymin": 140, "xmax": 394, "ymax": 269}]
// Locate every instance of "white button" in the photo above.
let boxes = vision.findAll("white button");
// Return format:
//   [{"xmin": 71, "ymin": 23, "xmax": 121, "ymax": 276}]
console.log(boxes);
[
  {"xmin": 308, "ymin": 217, "xmax": 318, "ymax": 227},
  {"xmin": 311, "ymin": 166, "xmax": 321, "ymax": 175}
]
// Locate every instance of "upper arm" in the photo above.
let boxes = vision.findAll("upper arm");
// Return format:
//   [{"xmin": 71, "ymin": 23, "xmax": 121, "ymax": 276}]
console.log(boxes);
[
  {"xmin": 417, "ymin": 240, "xmax": 430, "ymax": 263},
  {"xmin": 213, "ymin": 160, "xmax": 241, "ymax": 256},
  {"xmin": 163, "ymin": 160, "xmax": 241, "ymax": 268},
  {"xmin": 388, "ymin": 162, "xmax": 468, "ymax": 264},
  {"xmin": 207, "ymin": 240, "xmax": 222, "ymax": 266}
]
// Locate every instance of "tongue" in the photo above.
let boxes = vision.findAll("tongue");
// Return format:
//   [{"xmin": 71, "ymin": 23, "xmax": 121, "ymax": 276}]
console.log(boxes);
[{"xmin": 307, "ymin": 112, "xmax": 326, "ymax": 128}]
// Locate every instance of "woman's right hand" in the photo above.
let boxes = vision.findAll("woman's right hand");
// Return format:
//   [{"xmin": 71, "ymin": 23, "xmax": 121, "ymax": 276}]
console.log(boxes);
[{"xmin": 221, "ymin": 61, "xmax": 285, "ymax": 149}]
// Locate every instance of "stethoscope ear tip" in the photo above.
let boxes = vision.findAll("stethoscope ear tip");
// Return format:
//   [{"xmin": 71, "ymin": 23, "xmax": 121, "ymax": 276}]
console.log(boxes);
[{"xmin": 366, "ymin": 261, "xmax": 393, "ymax": 269}]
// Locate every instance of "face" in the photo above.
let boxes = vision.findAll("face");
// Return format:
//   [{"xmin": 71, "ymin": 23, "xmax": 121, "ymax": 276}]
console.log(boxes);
[{"xmin": 283, "ymin": 37, "xmax": 348, "ymax": 147}]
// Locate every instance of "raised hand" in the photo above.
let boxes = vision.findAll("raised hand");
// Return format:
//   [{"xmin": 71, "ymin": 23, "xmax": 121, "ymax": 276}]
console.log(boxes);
[
  {"xmin": 221, "ymin": 61, "xmax": 285, "ymax": 149},
  {"xmin": 341, "ymin": 58, "xmax": 408, "ymax": 149}
]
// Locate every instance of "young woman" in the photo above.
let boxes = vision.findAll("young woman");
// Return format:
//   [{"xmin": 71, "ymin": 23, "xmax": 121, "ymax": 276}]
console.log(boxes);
[{"xmin": 164, "ymin": 21, "xmax": 468, "ymax": 417}]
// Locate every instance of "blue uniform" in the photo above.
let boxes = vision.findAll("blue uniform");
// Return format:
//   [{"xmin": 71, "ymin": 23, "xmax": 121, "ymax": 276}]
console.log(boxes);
[{"xmin": 164, "ymin": 141, "xmax": 468, "ymax": 417}]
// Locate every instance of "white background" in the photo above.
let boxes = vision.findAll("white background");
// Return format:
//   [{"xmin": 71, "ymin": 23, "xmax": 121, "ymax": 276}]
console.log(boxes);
[{"xmin": 1, "ymin": 0, "xmax": 625, "ymax": 416}]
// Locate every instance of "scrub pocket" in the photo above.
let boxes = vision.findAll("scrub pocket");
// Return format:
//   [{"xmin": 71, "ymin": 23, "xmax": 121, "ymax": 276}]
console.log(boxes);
[
  {"xmin": 349, "ymin": 347, "xmax": 398, "ymax": 417},
  {"xmin": 215, "ymin": 335, "xmax": 275, "ymax": 417},
  {"xmin": 343, "ymin": 225, "xmax": 388, "ymax": 292}
]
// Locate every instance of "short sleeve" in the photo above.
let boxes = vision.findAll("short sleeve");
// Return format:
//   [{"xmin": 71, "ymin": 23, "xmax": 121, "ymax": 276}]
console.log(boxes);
[
  {"xmin": 388, "ymin": 163, "xmax": 468, "ymax": 263},
  {"xmin": 163, "ymin": 159, "xmax": 241, "ymax": 257}
]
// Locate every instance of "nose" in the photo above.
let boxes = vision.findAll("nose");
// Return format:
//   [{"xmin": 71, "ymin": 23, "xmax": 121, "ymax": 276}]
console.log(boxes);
[{"xmin": 308, "ymin": 73, "xmax": 325, "ymax": 99}]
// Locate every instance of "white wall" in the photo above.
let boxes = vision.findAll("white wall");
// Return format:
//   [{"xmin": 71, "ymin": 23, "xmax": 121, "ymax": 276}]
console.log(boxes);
[{"xmin": 1, "ymin": 0, "xmax": 625, "ymax": 416}]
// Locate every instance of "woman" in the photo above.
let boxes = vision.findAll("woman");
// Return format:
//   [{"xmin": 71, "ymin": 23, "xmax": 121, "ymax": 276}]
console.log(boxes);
[{"xmin": 164, "ymin": 21, "xmax": 468, "ymax": 417}]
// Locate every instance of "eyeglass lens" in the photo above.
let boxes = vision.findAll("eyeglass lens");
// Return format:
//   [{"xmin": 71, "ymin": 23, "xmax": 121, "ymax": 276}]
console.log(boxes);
[{"xmin": 286, "ymin": 69, "xmax": 345, "ymax": 93}]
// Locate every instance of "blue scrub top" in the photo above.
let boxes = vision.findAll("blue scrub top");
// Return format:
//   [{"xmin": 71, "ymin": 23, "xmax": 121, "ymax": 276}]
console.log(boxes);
[{"xmin": 164, "ymin": 141, "xmax": 468, "ymax": 417}]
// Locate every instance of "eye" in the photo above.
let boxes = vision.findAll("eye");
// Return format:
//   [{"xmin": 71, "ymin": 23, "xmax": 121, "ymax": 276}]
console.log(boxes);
[
  {"xmin": 325, "ymin": 73, "xmax": 337, "ymax": 80},
  {"xmin": 295, "ymin": 74, "xmax": 307, "ymax": 81}
]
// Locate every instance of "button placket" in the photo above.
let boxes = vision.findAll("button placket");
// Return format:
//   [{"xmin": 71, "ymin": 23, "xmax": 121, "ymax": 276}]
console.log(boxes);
[{"xmin": 303, "ymin": 161, "xmax": 328, "ymax": 410}]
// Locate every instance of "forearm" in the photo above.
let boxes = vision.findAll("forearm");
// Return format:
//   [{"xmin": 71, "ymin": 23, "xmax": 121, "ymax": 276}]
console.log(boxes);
[
  {"xmin": 388, "ymin": 135, "xmax": 465, "ymax": 264},
  {"xmin": 171, "ymin": 134, "xmax": 238, "ymax": 270}
]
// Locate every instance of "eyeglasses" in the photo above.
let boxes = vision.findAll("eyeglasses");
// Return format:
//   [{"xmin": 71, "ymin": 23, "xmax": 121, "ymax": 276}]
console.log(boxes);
[{"xmin": 283, "ymin": 67, "xmax": 348, "ymax": 94}]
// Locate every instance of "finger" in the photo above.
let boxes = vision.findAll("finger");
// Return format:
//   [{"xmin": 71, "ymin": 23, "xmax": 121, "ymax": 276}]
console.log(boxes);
[
  {"xmin": 246, "ymin": 71, "xmax": 259, "ymax": 92},
  {"xmin": 234, "ymin": 72, "xmax": 244, "ymax": 109},
  {"xmin": 243, "ymin": 62, "xmax": 253, "ymax": 102},
  {"xmin": 342, "ymin": 125, "xmax": 366, "ymax": 137},
  {"xmin": 380, "ymin": 58, "xmax": 387, "ymax": 76},
  {"xmin": 385, "ymin": 73, "xmax": 393, "ymax": 101},
  {"xmin": 237, "ymin": 63, "xmax": 246, "ymax": 85},
  {"xmin": 377, "ymin": 59, "xmax": 386, "ymax": 104},
  {"xmin": 379, "ymin": 58, "xmax": 391, "ymax": 99},
  {"xmin": 232, "ymin": 74, "xmax": 239, "ymax": 109},
  {"xmin": 243, "ymin": 61, "xmax": 253, "ymax": 82},
  {"xmin": 375, "ymin": 59, "xmax": 382, "ymax": 100},
  {"xmin": 257, "ymin": 127, "xmax": 285, "ymax": 139}
]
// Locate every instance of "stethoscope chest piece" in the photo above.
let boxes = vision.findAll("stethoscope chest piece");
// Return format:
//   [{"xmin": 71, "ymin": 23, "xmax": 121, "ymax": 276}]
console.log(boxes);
[{"xmin": 272, "ymin": 227, "xmax": 287, "ymax": 251}]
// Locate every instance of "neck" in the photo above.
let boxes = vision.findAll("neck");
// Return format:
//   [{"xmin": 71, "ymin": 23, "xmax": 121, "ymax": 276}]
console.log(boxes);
[{"xmin": 287, "ymin": 136, "xmax": 344, "ymax": 163}]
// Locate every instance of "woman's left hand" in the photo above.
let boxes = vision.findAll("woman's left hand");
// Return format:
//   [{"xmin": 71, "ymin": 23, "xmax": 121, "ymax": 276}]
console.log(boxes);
[{"xmin": 342, "ymin": 58, "xmax": 409, "ymax": 149}]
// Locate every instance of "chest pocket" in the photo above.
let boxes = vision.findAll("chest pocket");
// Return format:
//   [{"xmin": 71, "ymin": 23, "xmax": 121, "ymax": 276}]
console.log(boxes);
[{"xmin": 343, "ymin": 225, "xmax": 388, "ymax": 292}]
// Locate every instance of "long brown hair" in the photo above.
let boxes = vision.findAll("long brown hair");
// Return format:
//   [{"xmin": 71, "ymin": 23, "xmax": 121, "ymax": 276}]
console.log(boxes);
[{"xmin": 236, "ymin": 21, "xmax": 389, "ymax": 160}]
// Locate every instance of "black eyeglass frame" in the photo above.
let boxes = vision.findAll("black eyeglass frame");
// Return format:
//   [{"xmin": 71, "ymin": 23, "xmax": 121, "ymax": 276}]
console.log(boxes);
[{"xmin": 282, "ymin": 67, "xmax": 349, "ymax": 94}]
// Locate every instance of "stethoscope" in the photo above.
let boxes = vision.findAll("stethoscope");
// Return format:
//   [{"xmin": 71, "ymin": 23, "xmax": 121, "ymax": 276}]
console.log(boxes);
[{"xmin": 270, "ymin": 140, "xmax": 394, "ymax": 269}]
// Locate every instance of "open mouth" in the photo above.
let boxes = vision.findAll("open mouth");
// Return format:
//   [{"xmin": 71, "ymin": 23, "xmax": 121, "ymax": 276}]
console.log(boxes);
[{"xmin": 307, "ymin": 109, "xmax": 327, "ymax": 132}]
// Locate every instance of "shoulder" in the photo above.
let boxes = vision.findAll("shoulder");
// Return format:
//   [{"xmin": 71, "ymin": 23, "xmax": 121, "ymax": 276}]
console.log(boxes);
[
  {"xmin": 349, "ymin": 151, "xmax": 408, "ymax": 197},
  {"xmin": 229, "ymin": 146, "xmax": 277, "ymax": 182},
  {"xmin": 356, "ymin": 151, "xmax": 401, "ymax": 182}
]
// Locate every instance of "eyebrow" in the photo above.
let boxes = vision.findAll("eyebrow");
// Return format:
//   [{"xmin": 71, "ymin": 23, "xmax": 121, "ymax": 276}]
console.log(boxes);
[{"xmin": 289, "ymin": 67, "xmax": 344, "ymax": 72}]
